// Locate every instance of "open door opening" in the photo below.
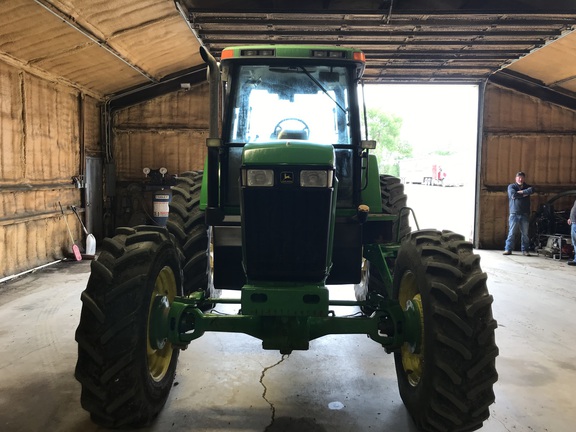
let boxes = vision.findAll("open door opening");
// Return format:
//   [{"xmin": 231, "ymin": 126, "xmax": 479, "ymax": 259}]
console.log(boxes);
[{"xmin": 363, "ymin": 84, "xmax": 479, "ymax": 241}]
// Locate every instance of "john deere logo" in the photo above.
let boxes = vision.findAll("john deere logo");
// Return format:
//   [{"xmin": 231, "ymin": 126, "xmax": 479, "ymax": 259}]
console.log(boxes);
[{"xmin": 280, "ymin": 172, "xmax": 294, "ymax": 184}]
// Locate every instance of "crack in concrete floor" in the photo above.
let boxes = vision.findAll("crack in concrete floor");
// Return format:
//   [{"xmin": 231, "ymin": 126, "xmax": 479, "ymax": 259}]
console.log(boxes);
[{"xmin": 261, "ymin": 354, "xmax": 289, "ymax": 431}]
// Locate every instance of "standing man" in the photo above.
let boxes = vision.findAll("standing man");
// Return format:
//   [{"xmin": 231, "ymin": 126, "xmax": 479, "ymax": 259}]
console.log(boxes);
[
  {"xmin": 568, "ymin": 199, "xmax": 576, "ymax": 266},
  {"xmin": 503, "ymin": 171, "xmax": 534, "ymax": 256}
]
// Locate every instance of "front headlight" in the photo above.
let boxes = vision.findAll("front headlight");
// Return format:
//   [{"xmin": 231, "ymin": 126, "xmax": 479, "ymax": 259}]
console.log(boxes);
[
  {"xmin": 245, "ymin": 169, "xmax": 274, "ymax": 187},
  {"xmin": 300, "ymin": 170, "xmax": 332, "ymax": 188}
]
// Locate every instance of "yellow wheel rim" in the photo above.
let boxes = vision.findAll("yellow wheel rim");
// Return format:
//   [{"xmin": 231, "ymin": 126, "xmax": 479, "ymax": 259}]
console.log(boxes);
[
  {"xmin": 147, "ymin": 265, "xmax": 177, "ymax": 382},
  {"xmin": 398, "ymin": 270, "xmax": 425, "ymax": 387}
]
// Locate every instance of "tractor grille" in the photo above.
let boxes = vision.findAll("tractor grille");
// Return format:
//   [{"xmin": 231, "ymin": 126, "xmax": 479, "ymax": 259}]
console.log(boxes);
[{"xmin": 242, "ymin": 187, "xmax": 333, "ymax": 282}]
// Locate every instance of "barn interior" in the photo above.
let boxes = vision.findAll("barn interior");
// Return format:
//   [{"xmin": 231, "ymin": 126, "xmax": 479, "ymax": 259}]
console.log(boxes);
[
  {"xmin": 1, "ymin": 1, "xmax": 576, "ymax": 431},
  {"xmin": 2, "ymin": 0, "xmax": 576, "ymax": 277}
]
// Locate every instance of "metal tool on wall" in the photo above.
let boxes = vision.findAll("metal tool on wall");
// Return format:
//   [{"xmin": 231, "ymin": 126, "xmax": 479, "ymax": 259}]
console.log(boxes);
[
  {"xmin": 58, "ymin": 201, "xmax": 82, "ymax": 261},
  {"xmin": 71, "ymin": 205, "xmax": 96, "ymax": 256}
]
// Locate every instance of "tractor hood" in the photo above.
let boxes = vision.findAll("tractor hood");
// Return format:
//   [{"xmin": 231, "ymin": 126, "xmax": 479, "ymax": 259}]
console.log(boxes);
[{"xmin": 242, "ymin": 141, "xmax": 335, "ymax": 167}]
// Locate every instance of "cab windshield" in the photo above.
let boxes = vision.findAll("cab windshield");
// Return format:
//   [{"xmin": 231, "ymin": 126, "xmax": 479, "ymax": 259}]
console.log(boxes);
[{"xmin": 228, "ymin": 64, "xmax": 351, "ymax": 145}]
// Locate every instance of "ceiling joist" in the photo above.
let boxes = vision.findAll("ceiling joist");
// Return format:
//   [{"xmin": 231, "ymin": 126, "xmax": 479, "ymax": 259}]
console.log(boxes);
[
  {"xmin": 185, "ymin": 8, "xmax": 576, "ymax": 84},
  {"xmin": 1, "ymin": 1, "xmax": 576, "ymax": 98}
]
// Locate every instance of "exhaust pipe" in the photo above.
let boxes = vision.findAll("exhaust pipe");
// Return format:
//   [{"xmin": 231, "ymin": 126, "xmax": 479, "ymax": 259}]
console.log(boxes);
[{"xmin": 200, "ymin": 46, "xmax": 223, "ymax": 224}]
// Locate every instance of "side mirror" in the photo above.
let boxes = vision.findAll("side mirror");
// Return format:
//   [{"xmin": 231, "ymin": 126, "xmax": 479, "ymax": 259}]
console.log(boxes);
[{"xmin": 361, "ymin": 140, "xmax": 377, "ymax": 150}]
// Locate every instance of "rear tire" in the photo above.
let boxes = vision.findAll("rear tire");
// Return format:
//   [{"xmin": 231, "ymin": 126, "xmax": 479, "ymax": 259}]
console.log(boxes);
[
  {"xmin": 393, "ymin": 230, "xmax": 498, "ymax": 432},
  {"xmin": 75, "ymin": 226, "xmax": 182, "ymax": 428},
  {"xmin": 380, "ymin": 174, "xmax": 410, "ymax": 240},
  {"xmin": 166, "ymin": 172, "xmax": 215, "ymax": 301},
  {"xmin": 355, "ymin": 175, "xmax": 410, "ymax": 309}
]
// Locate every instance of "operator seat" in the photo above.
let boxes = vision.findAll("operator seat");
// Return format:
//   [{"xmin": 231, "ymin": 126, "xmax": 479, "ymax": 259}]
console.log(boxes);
[{"xmin": 277, "ymin": 129, "xmax": 309, "ymax": 140}]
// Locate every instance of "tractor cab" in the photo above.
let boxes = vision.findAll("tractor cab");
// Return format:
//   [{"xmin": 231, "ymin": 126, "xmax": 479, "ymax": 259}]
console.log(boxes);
[
  {"xmin": 203, "ymin": 46, "xmax": 374, "ymax": 288},
  {"xmin": 217, "ymin": 46, "xmax": 367, "ymax": 210}
]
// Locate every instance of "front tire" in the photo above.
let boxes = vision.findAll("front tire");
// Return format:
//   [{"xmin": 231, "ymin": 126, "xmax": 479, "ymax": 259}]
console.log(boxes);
[
  {"xmin": 75, "ymin": 226, "xmax": 182, "ymax": 428},
  {"xmin": 393, "ymin": 230, "xmax": 498, "ymax": 432}
]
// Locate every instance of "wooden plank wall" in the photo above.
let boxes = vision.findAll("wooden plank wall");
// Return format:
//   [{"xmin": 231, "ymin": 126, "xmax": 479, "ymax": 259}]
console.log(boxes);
[
  {"xmin": 111, "ymin": 83, "xmax": 209, "ymax": 227},
  {"xmin": 478, "ymin": 83, "xmax": 576, "ymax": 249},
  {"xmin": 0, "ymin": 60, "xmax": 101, "ymax": 279},
  {"xmin": 114, "ymin": 83, "xmax": 209, "ymax": 180}
]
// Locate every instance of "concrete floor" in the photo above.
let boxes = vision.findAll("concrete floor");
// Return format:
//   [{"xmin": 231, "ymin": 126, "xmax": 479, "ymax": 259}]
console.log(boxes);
[{"xmin": 1, "ymin": 250, "xmax": 575, "ymax": 432}]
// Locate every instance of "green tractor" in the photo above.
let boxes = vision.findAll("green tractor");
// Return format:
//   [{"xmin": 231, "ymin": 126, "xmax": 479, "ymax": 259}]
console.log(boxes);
[{"xmin": 74, "ymin": 45, "xmax": 498, "ymax": 431}]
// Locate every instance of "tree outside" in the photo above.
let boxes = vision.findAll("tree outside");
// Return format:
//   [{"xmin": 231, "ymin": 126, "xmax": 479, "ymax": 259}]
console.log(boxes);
[{"xmin": 365, "ymin": 107, "xmax": 412, "ymax": 176}]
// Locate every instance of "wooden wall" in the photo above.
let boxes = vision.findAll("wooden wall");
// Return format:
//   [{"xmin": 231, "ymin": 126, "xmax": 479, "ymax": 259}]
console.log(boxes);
[
  {"xmin": 113, "ymin": 83, "xmax": 209, "ymax": 181},
  {"xmin": 0, "ymin": 60, "xmax": 100, "ymax": 279},
  {"xmin": 3, "ymin": 61, "xmax": 575, "ymax": 275},
  {"xmin": 111, "ymin": 82, "xmax": 209, "ymax": 227},
  {"xmin": 478, "ymin": 82, "xmax": 576, "ymax": 249}
]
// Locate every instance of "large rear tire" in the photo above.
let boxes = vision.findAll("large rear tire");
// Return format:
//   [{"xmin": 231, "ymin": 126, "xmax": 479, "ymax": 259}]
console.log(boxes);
[
  {"xmin": 74, "ymin": 226, "xmax": 182, "ymax": 428},
  {"xmin": 354, "ymin": 175, "xmax": 410, "ymax": 309},
  {"xmin": 393, "ymin": 230, "xmax": 498, "ymax": 432},
  {"xmin": 166, "ymin": 171, "xmax": 215, "ymax": 301},
  {"xmin": 380, "ymin": 174, "xmax": 410, "ymax": 240}
]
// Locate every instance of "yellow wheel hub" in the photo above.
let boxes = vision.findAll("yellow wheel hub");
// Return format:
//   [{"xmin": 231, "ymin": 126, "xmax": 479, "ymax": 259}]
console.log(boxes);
[
  {"xmin": 398, "ymin": 271, "xmax": 425, "ymax": 387},
  {"xmin": 147, "ymin": 265, "xmax": 177, "ymax": 382}
]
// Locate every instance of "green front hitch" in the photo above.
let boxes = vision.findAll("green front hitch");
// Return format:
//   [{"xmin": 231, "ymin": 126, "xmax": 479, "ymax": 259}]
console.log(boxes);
[{"xmin": 149, "ymin": 287, "xmax": 423, "ymax": 355}]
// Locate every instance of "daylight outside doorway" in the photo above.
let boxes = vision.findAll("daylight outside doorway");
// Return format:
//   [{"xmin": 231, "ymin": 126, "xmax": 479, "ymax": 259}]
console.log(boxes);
[{"xmin": 363, "ymin": 84, "xmax": 479, "ymax": 241}]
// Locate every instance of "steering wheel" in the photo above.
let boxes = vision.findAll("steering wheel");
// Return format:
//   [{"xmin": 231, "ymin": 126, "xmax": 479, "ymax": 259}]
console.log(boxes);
[{"xmin": 272, "ymin": 118, "xmax": 310, "ymax": 139}]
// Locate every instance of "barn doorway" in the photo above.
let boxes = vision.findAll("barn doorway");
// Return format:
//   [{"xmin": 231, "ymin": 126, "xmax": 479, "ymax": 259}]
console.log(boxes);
[{"xmin": 363, "ymin": 84, "xmax": 480, "ymax": 240}]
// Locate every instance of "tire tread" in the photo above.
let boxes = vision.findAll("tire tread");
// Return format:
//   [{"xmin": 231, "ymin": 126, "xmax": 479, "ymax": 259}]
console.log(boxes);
[{"xmin": 393, "ymin": 229, "xmax": 498, "ymax": 432}]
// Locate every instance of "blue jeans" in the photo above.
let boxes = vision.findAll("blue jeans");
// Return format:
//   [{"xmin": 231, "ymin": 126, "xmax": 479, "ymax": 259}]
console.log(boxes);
[
  {"xmin": 571, "ymin": 223, "xmax": 576, "ymax": 262},
  {"xmin": 505, "ymin": 213, "xmax": 530, "ymax": 252}
]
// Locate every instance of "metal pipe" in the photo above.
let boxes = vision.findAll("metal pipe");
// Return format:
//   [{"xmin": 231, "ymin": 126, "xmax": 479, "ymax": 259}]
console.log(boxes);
[
  {"xmin": 474, "ymin": 81, "xmax": 486, "ymax": 249},
  {"xmin": 174, "ymin": 0, "xmax": 222, "ymax": 221},
  {"xmin": 33, "ymin": 0, "xmax": 157, "ymax": 84},
  {"xmin": 0, "ymin": 260, "xmax": 62, "ymax": 284},
  {"xmin": 200, "ymin": 47, "xmax": 220, "ymax": 141},
  {"xmin": 0, "ymin": 211, "xmax": 72, "ymax": 227},
  {"xmin": 174, "ymin": 1, "xmax": 205, "ymax": 48},
  {"xmin": 200, "ymin": 46, "xmax": 222, "ymax": 222},
  {"xmin": 78, "ymin": 93, "xmax": 85, "ymax": 181}
]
